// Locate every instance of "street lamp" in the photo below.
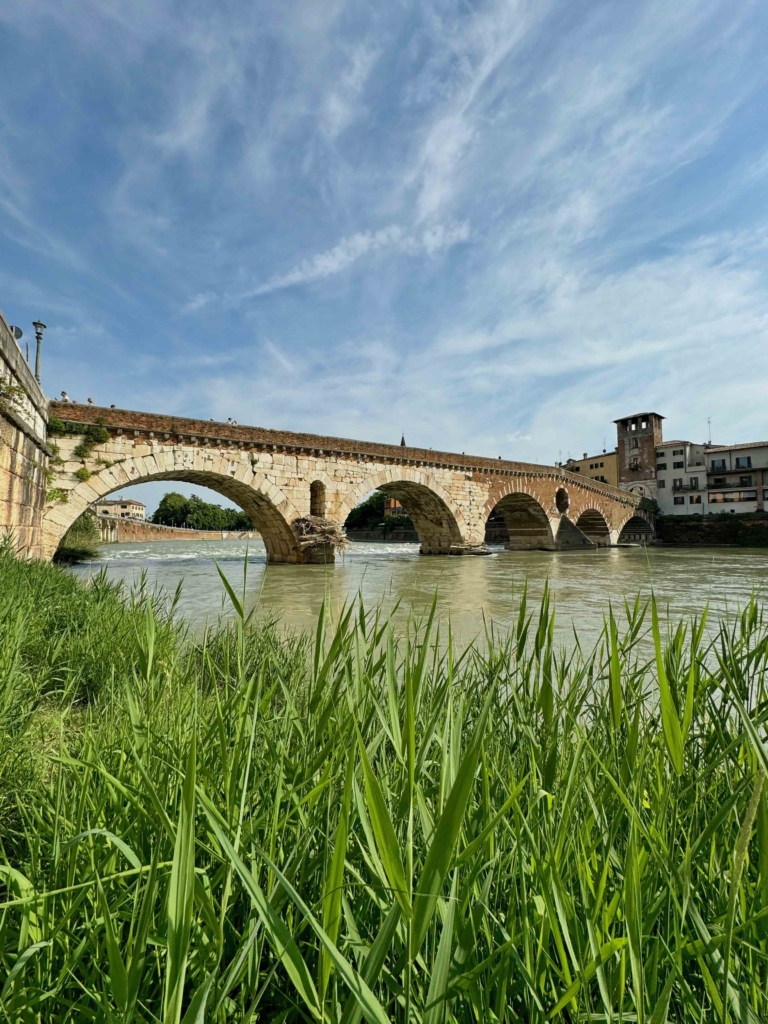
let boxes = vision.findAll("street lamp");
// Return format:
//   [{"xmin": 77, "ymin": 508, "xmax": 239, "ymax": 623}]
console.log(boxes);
[{"xmin": 32, "ymin": 320, "xmax": 46, "ymax": 383}]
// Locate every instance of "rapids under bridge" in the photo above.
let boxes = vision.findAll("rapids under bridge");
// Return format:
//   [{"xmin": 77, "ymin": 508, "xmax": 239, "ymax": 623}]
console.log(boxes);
[{"xmin": 42, "ymin": 403, "xmax": 652, "ymax": 563}]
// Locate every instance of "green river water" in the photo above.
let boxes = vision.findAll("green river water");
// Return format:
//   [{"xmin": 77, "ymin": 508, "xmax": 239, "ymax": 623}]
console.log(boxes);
[{"xmin": 68, "ymin": 539, "xmax": 768, "ymax": 647}]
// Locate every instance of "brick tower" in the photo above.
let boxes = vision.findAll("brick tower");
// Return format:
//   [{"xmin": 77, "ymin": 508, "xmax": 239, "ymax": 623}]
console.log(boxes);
[{"xmin": 614, "ymin": 412, "xmax": 664, "ymax": 498}]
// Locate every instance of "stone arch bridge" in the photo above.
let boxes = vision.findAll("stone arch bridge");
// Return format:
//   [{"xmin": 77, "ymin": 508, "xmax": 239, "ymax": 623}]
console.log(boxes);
[{"xmin": 43, "ymin": 403, "xmax": 650, "ymax": 562}]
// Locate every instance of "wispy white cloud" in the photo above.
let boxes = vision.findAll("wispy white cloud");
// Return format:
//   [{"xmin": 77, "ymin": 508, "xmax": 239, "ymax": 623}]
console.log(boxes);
[
  {"xmin": 2, "ymin": 0, "xmax": 768, "ymax": 473},
  {"xmin": 239, "ymin": 221, "xmax": 470, "ymax": 298}
]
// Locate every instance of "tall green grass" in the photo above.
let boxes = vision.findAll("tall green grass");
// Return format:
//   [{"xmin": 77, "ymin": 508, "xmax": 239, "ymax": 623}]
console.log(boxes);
[{"xmin": 2, "ymin": 552, "xmax": 768, "ymax": 1022}]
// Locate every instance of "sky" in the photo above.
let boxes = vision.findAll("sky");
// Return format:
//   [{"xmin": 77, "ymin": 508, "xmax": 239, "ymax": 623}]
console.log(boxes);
[{"xmin": 2, "ymin": 0, "xmax": 768, "ymax": 513}]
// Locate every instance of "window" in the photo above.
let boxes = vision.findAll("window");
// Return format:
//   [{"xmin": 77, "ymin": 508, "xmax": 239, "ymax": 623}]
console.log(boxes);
[
  {"xmin": 689, "ymin": 477, "xmax": 698, "ymax": 489},
  {"xmin": 658, "ymin": 479, "xmax": 665, "ymax": 488},
  {"xmin": 656, "ymin": 451, "xmax": 665, "ymax": 458},
  {"xmin": 630, "ymin": 422, "xmax": 636, "ymax": 431},
  {"xmin": 641, "ymin": 420, "xmax": 647, "ymax": 428},
  {"xmin": 735, "ymin": 456, "xmax": 752, "ymax": 469},
  {"xmin": 310, "ymin": 480, "xmax": 326, "ymax": 517},
  {"xmin": 673, "ymin": 478, "xmax": 683, "ymax": 488},
  {"xmin": 739, "ymin": 475, "xmax": 752, "ymax": 487},
  {"xmin": 673, "ymin": 448, "xmax": 683, "ymax": 456},
  {"xmin": 600, "ymin": 461, "xmax": 604, "ymax": 467},
  {"xmin": 689, "ymin": 495, "xmax": 702, "ymax": 504},
  {"xmin": 657, "ymin": 462, "xmax": 667, "ymax": 470},
  {"xmin": 709, "ymin": 491, "xmax": 757, "ymax": 504},
  {"xmin": 674, "ymin": 496, "xmax": 685, "ymax": 505},
  {"xmin": 713, "ymin": 476, "xmax": 726, "ymax": 487},
  {"xmin": 711, "ymin": 458, "xmax": 726, "ymax": 470},
  {"xmin": 631, "ymin": 438, "xmax": 639, "ymax": 449},
  {"xmin": 673, "ymin": 461, "xmax": 684, "ymax": 469}
]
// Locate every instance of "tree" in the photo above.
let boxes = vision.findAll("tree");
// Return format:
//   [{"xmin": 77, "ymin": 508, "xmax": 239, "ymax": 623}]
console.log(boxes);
[
  {"xmin": 151, "ymin": 492, "xmax": 255, "ymax": 531},
  {"xmin": 345, "ymin": 491, "xmax": 414, "ymax": 532},
  {"xmin": 152, "ymin": 492, "xmax": 190, "ymax": 527},
  {"xmin": 345, "ymin": 491, "xmax": 386, "ymax": 530}
]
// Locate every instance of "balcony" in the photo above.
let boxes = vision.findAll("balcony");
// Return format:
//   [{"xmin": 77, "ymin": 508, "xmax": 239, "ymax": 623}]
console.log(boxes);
[{"xmin": 672, "ymin": 482, "xmax": 701, "ymax": 492}]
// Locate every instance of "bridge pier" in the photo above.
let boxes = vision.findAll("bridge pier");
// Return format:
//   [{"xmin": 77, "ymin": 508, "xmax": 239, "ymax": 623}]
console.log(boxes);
[{"xmin": 553, "ymin": 516, "xmax": 596, "ymax": 550}]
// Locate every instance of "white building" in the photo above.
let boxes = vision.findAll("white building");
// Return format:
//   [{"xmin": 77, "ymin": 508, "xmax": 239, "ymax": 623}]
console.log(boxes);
[
  {"xmin": 655, "ymin": 440, "xmax": 708, "ymax": 515},
  {"xmin": 655, "ymin": 439, "xmax": 768, "ymax": 515},
  {"xmin": 92, "ymin": 497, "xmax": 146, "ymax": 520},
  {"xmin": 705, "ymin": 442, "xmax": 768, "ymax": 514}
]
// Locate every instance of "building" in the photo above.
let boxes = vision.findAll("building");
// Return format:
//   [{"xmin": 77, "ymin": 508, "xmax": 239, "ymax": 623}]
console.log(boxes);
[
  {"xmin": 383, "ymin": 496, "xmax": 407, "ymax": 517},
  {"xmin": 92, "ymin": 497, "xmax": 146, "ymax": 520},
  {"xmin": 614, "ymin": 412, "xmax": 665, "ymax": 498},
  {"xmin": 563, "ymin": 450, "xmax": 618, "ymax": 486},
  {"xmin": 654, "ymin": 440, "xmax": 708, "ymax": 515},
  {"xmin": 705, "ymin": 442, "xmax": 768, "ymax": 513},
  {"xmin": 654, "ymin": 438, "xmax": 768, "ymax": 516}
]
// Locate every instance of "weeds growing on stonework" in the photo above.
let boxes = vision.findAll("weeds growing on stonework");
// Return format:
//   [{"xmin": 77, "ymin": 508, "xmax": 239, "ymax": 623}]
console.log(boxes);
[{"xmin": 2, "ymin": 545, "xmax": 768, "ymax": 1021}]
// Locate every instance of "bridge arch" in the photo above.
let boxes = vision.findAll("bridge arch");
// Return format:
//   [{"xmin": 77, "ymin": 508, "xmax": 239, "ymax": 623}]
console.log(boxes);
[
  {"xmin": 335, "ymin": 469, "xmax": 467, "ymax": 555},
  {"xmin": 617, "ymin": 513, "xmax": 655, "ymax": 545},
  {"xmin": 484, "ymin": 488, "xmax": 556, "ymax": 550},
  {"xmin": 42, "ymin": 452, "xmax": 304, "ymax": 563},
  {"xmin": 574, "ymin": 507, "xmax": 611, "ymax": 547}
]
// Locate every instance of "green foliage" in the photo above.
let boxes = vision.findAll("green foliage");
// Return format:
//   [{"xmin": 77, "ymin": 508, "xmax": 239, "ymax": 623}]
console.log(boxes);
[
  {"xmin": 346, "ymin": 490, "xmax": 415, "ymax": 532},
  {"xmin": 4, "ymin": 556, "xmax": 768, "ymax": 1020},
  {"xmin": 48, "ymin": 418, "xmax": 110, "ymax": 462},
  {"xmin": 46, "ymin": 415, "xmax": 68, "ymax": 436},
  {"xmin": 54, "ymin": 511, "xmax": 101, "ymax": 563},
  {"xmin": 345, "ymin": 490, "xmax": 386, "ymax": 529},
  {"xmin": 45, "ymin": 487, "xmax": 68, "ymax": 503},
  {"xmin": 0, "ymin": 375, "xmax": 26, "ymax": 412},
  {"xmin": 74, "ymin": 465, "xmax": 91, "ymax": 482},
  {"xmin": 152, "ymin": 490, "xmax": 255, "ymax": 531}
]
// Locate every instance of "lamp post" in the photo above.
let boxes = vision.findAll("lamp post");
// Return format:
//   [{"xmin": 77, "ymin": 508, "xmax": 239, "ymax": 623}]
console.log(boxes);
[{"xmin": 32, "ymin": 320, "xmax": 46, "ymax": 383}]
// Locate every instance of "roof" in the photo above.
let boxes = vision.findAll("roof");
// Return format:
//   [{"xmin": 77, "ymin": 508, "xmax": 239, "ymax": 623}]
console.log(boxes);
[
  {"xmin": 655, "ymin": 440, "xmax": 693, "ymax": 448},
  {"xmin": 613, "ymin": 412, "xmax": 665, "ymax": 423},
  {"xmin": 708, "ymin": 441, "xmax": 768, "ymax": 452},
  {"xmin": 96, "ymin": 498, "xmax": 146, "ymax": 506},
  {"xmin": 565, "ymin": 450, "xmax": 616, "ymax": 463}
]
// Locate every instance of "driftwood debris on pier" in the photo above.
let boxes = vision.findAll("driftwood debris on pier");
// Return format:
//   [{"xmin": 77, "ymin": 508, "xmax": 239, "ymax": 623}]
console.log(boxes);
[{"xmin": 292, "ymin": 516, "xmax": 348, "ymax": 552}]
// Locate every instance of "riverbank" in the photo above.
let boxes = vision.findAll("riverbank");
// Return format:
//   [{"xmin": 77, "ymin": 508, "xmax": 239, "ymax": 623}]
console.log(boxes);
[
  {"xmin": 95, "ymin": 513, "xmax": 260, "ymax": 544},
  {"xmin": 657, "ymin": 511, "xmax": 768, "ymax": 546},
  {"xmin": 2, "ymin": 547, "xmax": 768, "ymax": 1020}
]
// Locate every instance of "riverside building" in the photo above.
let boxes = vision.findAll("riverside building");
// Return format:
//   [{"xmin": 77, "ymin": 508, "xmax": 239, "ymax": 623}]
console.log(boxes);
[{"xmin": 655, "ymin": 439, "xmax": 768, "ymax": 515}]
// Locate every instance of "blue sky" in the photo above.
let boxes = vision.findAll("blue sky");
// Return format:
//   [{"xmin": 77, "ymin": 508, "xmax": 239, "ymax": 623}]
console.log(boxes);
[{"xmin": 2, "ymin": 0, "xmax": 768, "ymax": 513}]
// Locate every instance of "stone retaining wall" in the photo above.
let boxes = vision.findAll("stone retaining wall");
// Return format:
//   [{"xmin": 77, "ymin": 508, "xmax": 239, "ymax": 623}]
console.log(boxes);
[
  {"xmin": 0, "ymin": 309, "xmax": 49, "ymax": 559},
  {"xmin": 97, "ymin": 515, "xmax": 259, "ymax": 544}
]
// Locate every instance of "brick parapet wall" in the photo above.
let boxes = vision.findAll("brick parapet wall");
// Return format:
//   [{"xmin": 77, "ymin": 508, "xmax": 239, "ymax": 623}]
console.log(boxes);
[{"xmin": 49, "ymin": 403, "xmax": 639, "ymax": 510}]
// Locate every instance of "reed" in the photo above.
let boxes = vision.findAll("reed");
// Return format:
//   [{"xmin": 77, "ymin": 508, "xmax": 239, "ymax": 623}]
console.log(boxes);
[{"xmin": 2, "ymin": 551, "xmax": 768, "ymax": 1022}]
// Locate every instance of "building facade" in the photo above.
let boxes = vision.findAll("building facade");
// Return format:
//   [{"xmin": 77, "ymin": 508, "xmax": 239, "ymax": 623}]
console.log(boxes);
[
  {"xmin": 654, "ymin": 440, "xmax": 708, "ymax": 515},
  {"xmin": 654, "ymin": 438, "xmax": 768, "ymax": 516},
  {"xmin": 563, "ymin": 450, "xmax": 618, "ymax": 486},
  {"xmin": 705, "ymin": 442, "xmax": 767, "ymax": 513},
  {"xmin": 93, "ymin": 497, "xmax": 146, "ymax": 520}
]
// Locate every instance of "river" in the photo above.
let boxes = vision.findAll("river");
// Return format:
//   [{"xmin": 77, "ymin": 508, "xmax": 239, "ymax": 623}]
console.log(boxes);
[{"xmin": 67, "ymin": 539, "xmax": 768, "ymax": 647}]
